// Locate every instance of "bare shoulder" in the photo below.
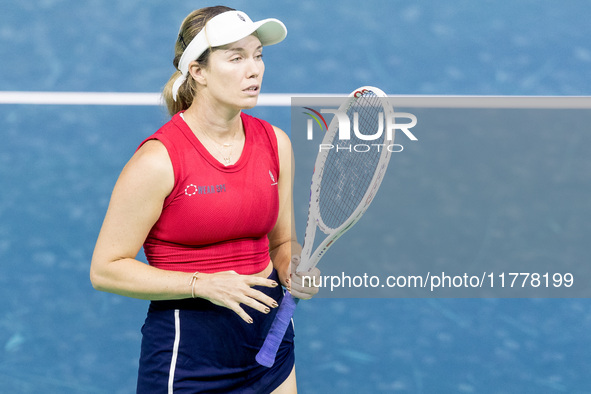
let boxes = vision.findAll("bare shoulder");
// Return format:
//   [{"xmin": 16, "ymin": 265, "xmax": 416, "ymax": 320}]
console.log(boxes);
[
  {"xmin": 119, "ymin": 139, "xmax": 174, "ymax": 197},
  {"xmin": 271, "ymin": 125, "xmax": 292, "ymax": 155},
  {"xmin": 129, "ymin": 139, "xmax": 171, "ymax": 171},
  {"xmin": 133, "ymin": 139, "xmax": 171, "ymax": 166}
]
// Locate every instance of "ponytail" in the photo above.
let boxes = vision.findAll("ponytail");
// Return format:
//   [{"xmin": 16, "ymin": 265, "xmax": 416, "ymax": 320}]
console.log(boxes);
[{"xmin": 163, "ymin": 70, "xmax": 194, "ymax": 116}]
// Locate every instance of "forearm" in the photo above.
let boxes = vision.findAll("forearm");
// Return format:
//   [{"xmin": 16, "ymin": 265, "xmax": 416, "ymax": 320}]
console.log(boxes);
[
  {"xmin": 91, "ymin": 255, "xmax": 281, "ymax": 323},
  {"xmin": 90, "ymin": 257, "xmax": 193, "ymax": 301},
  {"xmin": 270, "ymin": 240, "xmax": 301, "ymax": 282}
]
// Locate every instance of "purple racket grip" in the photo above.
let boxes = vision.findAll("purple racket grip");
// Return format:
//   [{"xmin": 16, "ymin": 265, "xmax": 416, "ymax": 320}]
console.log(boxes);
[{"xmin": 256, "ymin": 291, "xmax": 299, "ymax": 367}]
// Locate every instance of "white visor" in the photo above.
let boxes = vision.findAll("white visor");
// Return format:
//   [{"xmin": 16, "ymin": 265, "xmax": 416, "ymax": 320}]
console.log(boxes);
[{"xmin": 172, "ymin": 10, "xmax": 287, "ymax": 101}]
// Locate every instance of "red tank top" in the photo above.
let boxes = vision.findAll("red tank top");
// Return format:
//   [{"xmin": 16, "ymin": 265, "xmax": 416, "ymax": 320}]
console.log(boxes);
[{"xmin": 139, "ymin": 112, "xmax": 280, "ymax": 274}]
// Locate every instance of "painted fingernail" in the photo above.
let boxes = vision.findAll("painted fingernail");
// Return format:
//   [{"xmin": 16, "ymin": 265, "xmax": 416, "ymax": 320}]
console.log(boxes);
[
  {"xmin": 271, "ymin": 281, "xmax": 278, "ymax": 287},
  {"xmin": 264, "ymin": 307, "xmax": 270, "ymax": 314},
  {"xmin": 272, "ymin": 301, "xmax": 279, "ymax": 308},
  {"xmin": 247, "ymin": 318, "xmax": 253, "ymax": 324}
]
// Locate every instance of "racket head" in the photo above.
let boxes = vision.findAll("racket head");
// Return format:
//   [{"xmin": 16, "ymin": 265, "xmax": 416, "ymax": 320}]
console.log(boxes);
[
  {"xmin": 256, "ymin": 86, "xmax": 394, "ymax": 368},
  {"xmin": 299, "ymin": 86, "xmax": 394, "ymax": 272}
]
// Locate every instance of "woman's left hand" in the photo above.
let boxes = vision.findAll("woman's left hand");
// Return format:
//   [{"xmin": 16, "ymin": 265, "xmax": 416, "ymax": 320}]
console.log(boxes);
[{"xmin": 286, "ymin": 255, "xmax": 321, "ymax": 300}]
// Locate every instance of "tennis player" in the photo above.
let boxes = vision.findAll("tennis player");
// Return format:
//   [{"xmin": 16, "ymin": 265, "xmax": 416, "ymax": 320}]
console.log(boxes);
[{"xmin": 90, "ymin": 6, "xmax": 320, "ymax": 393}]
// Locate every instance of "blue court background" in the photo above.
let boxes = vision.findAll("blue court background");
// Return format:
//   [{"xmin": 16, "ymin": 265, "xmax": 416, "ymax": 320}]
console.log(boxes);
[{"xmin": 1, "ymin": 0, "xmax": 591, "ymax": 392}]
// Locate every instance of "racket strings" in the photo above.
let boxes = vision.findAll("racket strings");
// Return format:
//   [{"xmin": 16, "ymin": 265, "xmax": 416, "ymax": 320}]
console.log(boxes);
[{"xmin": 318, "ymin": 91, "xmax": 386, "ymax": 230}]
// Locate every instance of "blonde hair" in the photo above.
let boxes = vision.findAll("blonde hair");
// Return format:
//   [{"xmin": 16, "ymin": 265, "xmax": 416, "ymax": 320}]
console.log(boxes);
[{"xmin": 162, "ymin": 6, "xmax": 235, "ymax": 116}]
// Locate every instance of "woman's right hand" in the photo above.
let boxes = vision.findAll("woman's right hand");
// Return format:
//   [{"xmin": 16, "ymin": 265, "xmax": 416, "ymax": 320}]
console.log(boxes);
[{"xmin": 193, "ymin": 271, "xmax": 280, "ymax": 324}]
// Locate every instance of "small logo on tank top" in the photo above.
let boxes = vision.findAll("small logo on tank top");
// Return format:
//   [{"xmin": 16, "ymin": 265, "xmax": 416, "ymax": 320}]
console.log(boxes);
[
  {"xmin": 269, "ymin": 170, "xmax": 278, "ymax": 186},
  {"xmin": 185, "ymin": 183, "xmax": 226, "ymax": 196}
]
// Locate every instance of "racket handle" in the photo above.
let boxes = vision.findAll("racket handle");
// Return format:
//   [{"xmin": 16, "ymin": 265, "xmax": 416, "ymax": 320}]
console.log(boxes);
[{"xmin": 256, "ymin": 291, "xmax": 299, "ymax": 368}]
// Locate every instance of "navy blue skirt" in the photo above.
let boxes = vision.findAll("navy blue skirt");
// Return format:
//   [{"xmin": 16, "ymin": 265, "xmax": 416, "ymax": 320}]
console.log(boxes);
[{"xmin": 136, "ymin": 270, "xmax": 295, "ymax": 393}]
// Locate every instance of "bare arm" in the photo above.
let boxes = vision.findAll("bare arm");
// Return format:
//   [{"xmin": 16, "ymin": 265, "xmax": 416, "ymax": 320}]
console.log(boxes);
[
  {"xmin": 90, "ymin": 140, "xmax": 277, "ymax": 322},
  {"xmin": 268, "ymin": 126, "xmax": 319, "ymax": 299}
]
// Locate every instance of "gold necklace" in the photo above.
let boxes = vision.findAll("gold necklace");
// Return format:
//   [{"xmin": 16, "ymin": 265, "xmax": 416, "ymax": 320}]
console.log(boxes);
[
  {"xmin": 181, "ymin": 112, "xmax": 241, "ymax": 166},
  {"xmin": 199, "ymin": 127, "xmax": 239, "ymax": 166}
]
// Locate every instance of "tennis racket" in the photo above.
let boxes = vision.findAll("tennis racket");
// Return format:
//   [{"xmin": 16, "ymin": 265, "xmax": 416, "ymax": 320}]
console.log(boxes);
[{"xmin": 256, "ymin": 86, "xmax": 394, "ymax": 367}]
